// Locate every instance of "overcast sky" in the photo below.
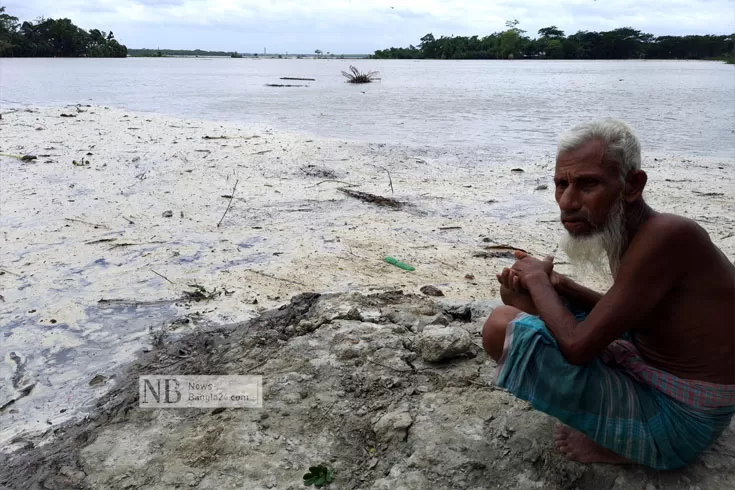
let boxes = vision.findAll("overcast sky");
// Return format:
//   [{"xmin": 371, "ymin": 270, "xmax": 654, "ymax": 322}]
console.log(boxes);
[{"xmin": 5, "ymin": 0, "xmax": 735, "ymax": 53}]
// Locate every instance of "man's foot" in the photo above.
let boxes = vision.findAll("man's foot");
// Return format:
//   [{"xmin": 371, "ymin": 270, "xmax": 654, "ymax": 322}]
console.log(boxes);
[{"xmin": 554, "ymin": 424, "xmax": 633, "ymax": 465}]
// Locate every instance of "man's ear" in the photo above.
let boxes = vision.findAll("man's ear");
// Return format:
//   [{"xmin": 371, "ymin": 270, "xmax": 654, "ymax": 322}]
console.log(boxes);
[{"xmin": 624, "ymin": 170, "xmax": 647, "ymax": 202}]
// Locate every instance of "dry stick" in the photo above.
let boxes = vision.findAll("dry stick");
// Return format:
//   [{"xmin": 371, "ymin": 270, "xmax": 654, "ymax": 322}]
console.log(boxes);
[
  {"xmin": 65, "ymin": 217, "xmax": 109, "ymax": 229},
  {"xmin": 108, "ymin": 240, "xmax": 165, "ymax": 250},
  {"xmin": 246, "ymin": 269, "xmax": 307, "ymax": 287},
  {"xmin": 85, "ymin": 238, "xmax": 117, "ymax": 245},
  {"xmin": 314, "ymin": 180, "xmax": 358, "ymax": 187},
  {"xmin": 217, "ymin": 179, "xmax": 239, "ymax": 228},
  {"xmin": 98, "ymin": 298, "xmax": 179, "ymax": 306},
  {"xmin": 122, "ymin": 216, "xmax": 135, "ymax": 225},
  {"xmin": 151, "ymin": 269, "xmax": 175, "ymax": 285},
  {"xmin": 322, "ymin": 399, "xmax": 338, "ymax": 416},
  {"xmin": 383, "ymin": 167, "xmax": 394, "ymax": 194}
]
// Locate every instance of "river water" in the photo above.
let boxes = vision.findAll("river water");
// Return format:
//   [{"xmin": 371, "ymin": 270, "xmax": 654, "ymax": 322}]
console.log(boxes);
[{"xmin": 1, "ymin": 58, "xmax": 734, "ymax": 156}]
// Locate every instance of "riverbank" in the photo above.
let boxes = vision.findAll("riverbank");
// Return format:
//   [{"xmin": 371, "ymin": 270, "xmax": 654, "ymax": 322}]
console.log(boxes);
[
  {"xmin": 1, "ymin": 105, "xmax": 733, "ymax": 454},
  {"xmin": 2, "ymin": 291, "xmax": 735, "ymax": 490}
]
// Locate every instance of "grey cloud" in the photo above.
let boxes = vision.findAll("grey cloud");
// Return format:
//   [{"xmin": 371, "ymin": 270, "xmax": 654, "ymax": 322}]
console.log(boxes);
[
  {"xmin": 389, "ymin": 9, "xmax": 434, "ymax": 21},
  {"xmin": 78, "ymin": 4, "xmax": 118, "ymax": 14},
  {"xmin": 134, "ymin": 0, "xmax": 187, "ymax": 6}
]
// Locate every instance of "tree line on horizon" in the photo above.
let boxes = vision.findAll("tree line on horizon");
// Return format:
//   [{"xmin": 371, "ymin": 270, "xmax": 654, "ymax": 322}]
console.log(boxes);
[
  {"xmin": 0, "ymin": 6, "xmax": 127, "ymax": 57},
  {"xmin": 372, "ymin": 21, "xmax": 734, "ymax": 61},
  {"xmin": 128, "ymin": 48, "xmax": 240, "ymax": 57}
]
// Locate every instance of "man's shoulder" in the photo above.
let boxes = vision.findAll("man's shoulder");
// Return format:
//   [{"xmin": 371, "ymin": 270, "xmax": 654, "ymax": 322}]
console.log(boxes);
[{"xmin": 636, "ymin": 213, "xmax": 710, "ymax": 251}]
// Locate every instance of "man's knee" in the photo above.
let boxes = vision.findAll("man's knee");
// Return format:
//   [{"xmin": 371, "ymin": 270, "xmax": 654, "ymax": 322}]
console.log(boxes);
[{"xmin": 482, "ymin": 305, "xmax": 522, "ymax": 361}]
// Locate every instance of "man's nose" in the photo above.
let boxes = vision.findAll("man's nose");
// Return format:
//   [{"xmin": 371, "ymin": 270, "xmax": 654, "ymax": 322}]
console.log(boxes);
[{"xmin": 558, "ymin": 187, "xmax": 581, "ymax": 213}]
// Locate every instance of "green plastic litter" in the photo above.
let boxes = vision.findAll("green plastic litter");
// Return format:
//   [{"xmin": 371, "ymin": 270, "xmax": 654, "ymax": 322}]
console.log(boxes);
[{"xmin": 384, "ymin": 256, "xmax": 415, "ymax": 271}]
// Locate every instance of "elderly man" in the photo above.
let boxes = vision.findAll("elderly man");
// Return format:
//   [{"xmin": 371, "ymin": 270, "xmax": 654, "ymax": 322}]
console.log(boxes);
[{"xmin": 482, "ymin": 119, "xmax": 735, "ymax": 469}]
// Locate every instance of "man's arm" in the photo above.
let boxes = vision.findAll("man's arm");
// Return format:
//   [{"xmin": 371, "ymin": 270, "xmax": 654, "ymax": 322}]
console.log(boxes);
[
  {"xmin": 498, "ymin": 260, "xmax": 603, "ymax": 312},
  {"xmin": 552, "ymin": 272, "xmax": 603, "ymax": 311},
  {"xmin": 516, "ymin": 217, "xmax": 696, "ymax": 365}
]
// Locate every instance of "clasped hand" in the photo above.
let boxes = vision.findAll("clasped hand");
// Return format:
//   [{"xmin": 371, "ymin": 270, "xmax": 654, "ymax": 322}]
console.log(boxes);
[{"xmin": 496, "ymin": 250, "xmax": 555, "ymax": 292}]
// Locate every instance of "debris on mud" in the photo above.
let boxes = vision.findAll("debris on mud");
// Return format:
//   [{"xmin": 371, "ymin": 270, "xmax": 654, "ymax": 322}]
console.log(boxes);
[
  {"xmin": 419, "ymin": 285, "xmax": 444, "ymax": 297},
  {"xmin": 183, "ymin": 284, "xmax": 221, "ymax": 301},
  {"xmin": 338, "ymin": 188, "xmax": 403, "ymax": 209}
]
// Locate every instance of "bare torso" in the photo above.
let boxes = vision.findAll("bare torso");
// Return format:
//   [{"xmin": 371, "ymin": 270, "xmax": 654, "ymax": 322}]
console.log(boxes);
[{"xmin": 626, "ymin": 215, "xmax": 735, "ymax": 384}]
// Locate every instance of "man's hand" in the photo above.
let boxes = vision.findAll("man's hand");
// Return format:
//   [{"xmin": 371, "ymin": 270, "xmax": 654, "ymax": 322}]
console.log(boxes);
[
  {"xmin": 496, "ymin": 265, "xmax": 538, "ymax": 314},
  {"xmin": 510, "ymin": 252, "xmax": 555, "ymax": 289},
  {"xmin": 496, "ymin": 251, "xmax": 560, "ymax": 314},
  {"xmin": 497, "ymin": 265, "xmax": 526, "ymax": 294},
  {"xmin": 497, "ymin": 251, "xmax": 560, "ymax": 291}
]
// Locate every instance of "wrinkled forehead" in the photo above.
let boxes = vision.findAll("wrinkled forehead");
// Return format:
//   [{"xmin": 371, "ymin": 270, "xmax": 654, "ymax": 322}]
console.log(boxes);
[{"xmin": 555, "ymin": 139, "xmax": 620, "ymax": 178}]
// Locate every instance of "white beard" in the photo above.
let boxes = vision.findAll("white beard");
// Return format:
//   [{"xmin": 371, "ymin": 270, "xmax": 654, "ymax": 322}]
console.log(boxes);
[{"xmin": 560, "ymin": 198, "xmax": 627, "ymax": 278}]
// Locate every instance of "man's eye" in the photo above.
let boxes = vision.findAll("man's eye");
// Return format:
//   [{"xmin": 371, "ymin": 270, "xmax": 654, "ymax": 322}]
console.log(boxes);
[
  {"xmin": 580, "ymin": 179, "xmax": 598, "ymax": 189},
  {"xmin": 555, "ymin": 181, "xmax": 568, "ymax": 189}
]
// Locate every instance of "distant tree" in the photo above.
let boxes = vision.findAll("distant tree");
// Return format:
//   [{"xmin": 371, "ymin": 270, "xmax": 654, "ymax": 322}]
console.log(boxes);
[
  {"xmin": 416, "ymin": 33, "xmax": 437, "ymax": 58},
  {"xmin": 535, "ymin": 26, "xmax": 566, "ymax": 58},
  {"xmin": 370, "ymin": 20, "xmax": 733, "ymax": 62},
  {"xmin": 0, "ymin": 6, "xmax": 20, "ymax": 55},
  {"xmin": 505, "ymin": 19, "xmax": 525, "ymax": 34},
  {"xmin": 0, "ymin": 6, "xmax": 127, "ymax": 57},
  {"xmin": 538, "ymin": 26, "xmax": 565, "ymax": 39},
  {"xmin": 498, "ymin": 20, "xmax": 529, "ymax": 58}
]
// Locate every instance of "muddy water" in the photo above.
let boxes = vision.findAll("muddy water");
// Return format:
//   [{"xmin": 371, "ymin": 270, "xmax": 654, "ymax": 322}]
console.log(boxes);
[{"xmin": 1, "ymin": 58, "xmax": 734, "ymax": 156}]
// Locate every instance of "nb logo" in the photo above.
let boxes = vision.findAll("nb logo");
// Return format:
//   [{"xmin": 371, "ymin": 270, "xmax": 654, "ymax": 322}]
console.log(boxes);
[{"xmin": 141, "ymin": 378, "xmax": 181, "ymax": 404}]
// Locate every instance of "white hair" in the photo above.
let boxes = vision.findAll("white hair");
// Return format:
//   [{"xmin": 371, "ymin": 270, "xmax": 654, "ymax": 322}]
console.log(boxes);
[{"xmin": 557, "ymin": 119, "xmax": 642, "ymax": 178}]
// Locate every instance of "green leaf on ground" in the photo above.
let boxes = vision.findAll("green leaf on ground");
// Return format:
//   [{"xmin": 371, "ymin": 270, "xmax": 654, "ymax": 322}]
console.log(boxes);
[{"xmin": 303, "ymin": 465, "xmax": 334, "ymax": 487}]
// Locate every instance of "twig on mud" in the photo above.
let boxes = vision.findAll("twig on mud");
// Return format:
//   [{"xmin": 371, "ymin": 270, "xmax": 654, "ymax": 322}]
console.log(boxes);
[
  {"xmin": 312, "ymin": 180, "xmax": 359, "ymax": 188},
  {"xmin": 85, "ymin": 238, "xmax": 117, "ymax": 245},
  {"xmin": 122, "ymin": 216, "xmax": 135, "ymax": 225},
  {"xmin": 338, "ymin": 188, "xmax": 402, "ymax": 209},
  {"xmin": 382, "ymin": 167, "xmax": 394, "ymax": 193},
  {"xmin": 482, "ymin": 244, "xmax": 529, "ymax": 253},
  {"xmin": 65, "ymin": 218, "xmax": 109, "ymax": 229},
  {"xmin": 98, "ymin": 298, "xmax": 180, "ymax": 306},
  {"xmin": 151, "ymin": 269, "xmax": 175, "ymax": 285},
  {"xmin": 251, "ymin": 150, "xmax": 272, "ymax": 156},
  {"xmin": 323, "ymin": 400, "xmax": 338, "ymax": 416},
  {"xmin": 108, "ymin": 240, "xmax": 165, "ymax": 250},
  {"xmin": 0, "ymin": 153, "xmax": 37, "ymax": 161},
  {"xmin": 217, "ymin": 179, "xmax": 239, "ymax": 227},
  {"xmin": 0, "ymin": 268, "xmax": 21, "ymax": 277},
  {"xmin": 245, "ymin": 269, "xmax": 307, "ymax": 287}
]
